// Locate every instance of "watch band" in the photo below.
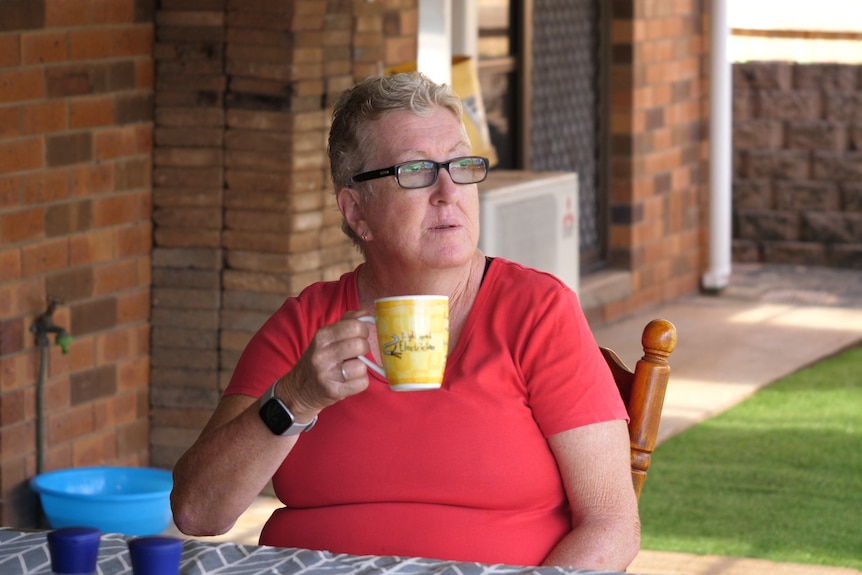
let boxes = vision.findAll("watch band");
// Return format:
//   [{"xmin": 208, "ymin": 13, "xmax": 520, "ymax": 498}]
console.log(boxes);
[{"xmin": 259, "ymin": 382, "xmax": 318, "ymax": 436}]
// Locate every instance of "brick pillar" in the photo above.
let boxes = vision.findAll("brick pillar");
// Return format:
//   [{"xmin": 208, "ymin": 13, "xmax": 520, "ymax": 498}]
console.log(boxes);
[
  {"xmin": 149, "ymin": 1, "xmax": 227, "ymax": 468},
  {"xmin": 149, "ymin": 1, "xmax": 416, "ymax": 468},
  {"xmin": 603, "ymin": 1, "xmax": 709, "ymax": 321}
]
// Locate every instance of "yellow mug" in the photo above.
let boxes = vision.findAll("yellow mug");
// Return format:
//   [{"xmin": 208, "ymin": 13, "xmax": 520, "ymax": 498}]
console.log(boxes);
[{"xmin": 358, "ymin": 295, "xmax": 449, "ymax": 391}]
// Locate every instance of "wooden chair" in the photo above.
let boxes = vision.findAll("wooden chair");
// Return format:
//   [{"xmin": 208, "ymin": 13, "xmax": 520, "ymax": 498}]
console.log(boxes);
[{"xmin": 600, "ymin": 319, "xmax": 677, "ymax": 501}]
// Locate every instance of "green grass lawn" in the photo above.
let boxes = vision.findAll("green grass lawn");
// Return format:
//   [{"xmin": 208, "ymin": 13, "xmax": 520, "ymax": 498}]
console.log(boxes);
[{"xmin": 639, "ymin": 344, "xmax": 862, "ymax": 570}]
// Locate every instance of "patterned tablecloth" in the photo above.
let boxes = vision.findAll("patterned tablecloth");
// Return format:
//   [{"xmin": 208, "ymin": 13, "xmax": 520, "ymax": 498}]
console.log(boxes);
[{"xmin": 0, "ymin": 528, "xmax": 626, "ymax": 575}]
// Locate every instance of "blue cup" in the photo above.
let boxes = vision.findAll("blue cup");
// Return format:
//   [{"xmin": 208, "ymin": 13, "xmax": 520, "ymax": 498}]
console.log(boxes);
[
  {"xmin": 46, "ymin": 527, "xmax": 101, "ymax": 574},
  {"xmin": 128, "ymin": 536, "xmax": 184, "ymax": 575}
]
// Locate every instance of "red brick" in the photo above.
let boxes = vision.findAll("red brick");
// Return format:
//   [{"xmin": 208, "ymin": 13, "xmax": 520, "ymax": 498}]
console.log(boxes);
[
  {"xmin": 0, "ymin": 317, "xmax": 25, "ymax": 355},
  {"xmin": 153, "ymin": 206, "xmax": 220, "ymax": 229},
  {"xmin": 154, "ymin": 227, "xmax": 221, "ymax": 248},
  {"xmin": 46, "ymin": 132, "xmax": 93, "ymax": 167},
  {"xmin": 71, "ymin": 297, "xmax": 118, "ymax": 337},
  {"xmin": 154, "ymin": 148, "xmax": 222, "ymax": 167},
  {"xmin": 0, "ymin": 69, "xmax": 45, "ymax": 103},
  {"xmin": 46, "ymin": 266, "xmax": 95, "ymax": 302},
  {"xmin": 136, "ymin": 59, "xmax": 154, "ymax": 90},
  {"xmin": 69, "ymin": 95, "xmax": 114, "ymax": 129},
  {"xmin": 115, "ymin": 419, "xmax": 149, "ymax": 461},
  {"xmin": 115, "ymin": 92, "xmax": 153, "ymax": 124},
  {"xmin": 0, "ymin": 35, "xmax": 21, "ymax": 68},
  {"xmin": 45, "ymin": 199, "xmax": 92, "ymax": 236},
  {"xmin": 92, "ymin": 399, "xmax": 117, "ymax": 438},
  {"xmin": 154, "ymin": 127, "xmax": 223, "ymax": 148},
  {"xmin": 153, "ymin": 188, "xmax": 221, "ymax": 208},
  {"xmin": 116, "ymin": 222, "xmax": 153, "ymax": 257},
  {"xmin": 117, "ymin": 289, "xmax": 151, "ymax": 324},
  {"xmin": 96, "ymin": 328, "xmax": 135, "ymax": 365},
  {"xmin": 155, "ymin": 10, "xmax": 224, "ymax": 27},
  {"xmin": 106, "ymin": 60, "xmax": 137, "ymax": 91},
  {"xmin": 94, "ymin": 0, "xmax": 136, "ymax": 24},
  {"xmin": 0, "ymin": 107, "xmax": 19, "ymax": 138},
  {"xmin": 0, "ymin": 206, "xmax": 45, "ymax": 245},
  {"xmin": 42, "ymin": 443, "xmax": 74, "ymax": 473},
  {"xmin": 116, "ymin": 355, "xmax": 149, "ymax": 393},
  {"xmin": 21, "ymin": 31, "xmax": 69, "ymax": 65},
  {"xmin": 73, "ymin": 431, "xmax": 118, "ymax": 467},
  {"xmin": 111, "ymin": 25, "xmax": 153, "ymax": 57},
  {"xmin": 45, "ymin": 65, "xmax": 94, "ymax": 98},
  {"xmin": 70, "ymin": 164, "xmax": 114, "ymax": 197},
  {"xmin": 45, "ymin": 0, "xmax": 93, "ymax": 27},
  {"xmin": 0, "ymin": 137, "xmax": 43, "ymax": 174},
  {"xmin": 93, "ymin": 192, "xmax": 143, "ymax": 228},
  {"xmin": 137, "ymin": 123, "xmax": 153, "ymax": 153},
  {"xmin": 0, "ymin": 421, "xmax": 35, "ymax": 459},
  {"xmin": 0, "ymin": 249, "xmax": 21, "ymax": 284},
  {"xmin": 69, "ymin": 229, "xmax": 115, "ymax": 265},
  {"xmin": 20, "ymin": 100, "xmax": 68, "ymax": 135},
  {"xmin": 94, "ymin": 259, "xmax": 141, "ymax": 296},
  {"xmin": 153, "ymin": 166, "xmax": 222, "ymax": 188},
  {"xmin": 68, "ymin": 28, "xmax": 113, "ymax": 60},
  {"xmin": 156, "ymin": 107, "xmax": 224, "ymax": 127},
  {"xmin": 115, "ymin": 156, "xmax": 151, "ymax": 191},
  {"xmin": 94, "ymin": 126, "xmax": 138, "ymax": 161},
  {"xmin": 21, "ymin": 169, "xmax": 70, "ymax": 205},
  {"xmin": 0, "ymin": 350, "xmax": 32, "ymax": 392},
  {"xmin": 22, "ymin": 238, "xmax": 69, "ymax": 276},
  {"xmin": 0, "ymin": 388, "xmax": 27, "ymax": 425},
  {"xmin": 0, "ymin": 175, "xmax": 21, "ymax": 209}
]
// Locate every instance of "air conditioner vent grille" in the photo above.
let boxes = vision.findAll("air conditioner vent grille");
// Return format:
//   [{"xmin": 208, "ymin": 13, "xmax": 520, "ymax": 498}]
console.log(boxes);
[
  {"xmin": 478, "ymin": 170, "xmax": 579, "ymax": 292},
  {"xmin": 497, "ymin": 195, "xmax": 557, "ymax": 272}
]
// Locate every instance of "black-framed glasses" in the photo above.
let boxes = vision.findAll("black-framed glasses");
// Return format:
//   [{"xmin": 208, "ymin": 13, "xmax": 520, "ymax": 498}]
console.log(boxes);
[{"xmin": 350, "ymin": 156, "xmax": 489, "ymax": 189}]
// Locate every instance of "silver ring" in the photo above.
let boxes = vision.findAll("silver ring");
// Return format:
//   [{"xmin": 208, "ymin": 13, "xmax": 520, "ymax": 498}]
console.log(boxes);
[{"xmin": 340, "ymin": 364, "xmax": 348, "ymax": 382}]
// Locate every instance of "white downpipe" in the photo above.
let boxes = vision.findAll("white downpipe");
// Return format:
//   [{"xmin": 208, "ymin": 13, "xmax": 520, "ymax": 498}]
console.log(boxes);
[
  {"xmin": 703, "ymin": 0, "xmax": 732, "ymax": 291},
  {"xmin": 451, "ymin": 0, "xmax": 477, "ymax": 58},
  {"xmin": 417, "ymin": 0, "xmax": 452, "ymax": 85}
]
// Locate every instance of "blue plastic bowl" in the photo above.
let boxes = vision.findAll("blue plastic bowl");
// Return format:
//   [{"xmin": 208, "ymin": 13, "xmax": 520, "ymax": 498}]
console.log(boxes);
[{"xmin": 31, "ymin": 466, "xmax": 173, "ymax": 536}]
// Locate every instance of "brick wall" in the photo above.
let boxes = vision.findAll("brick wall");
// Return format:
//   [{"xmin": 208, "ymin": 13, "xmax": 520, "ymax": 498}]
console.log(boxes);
[
  {"xmin": 733, "ymin": 62, "xmax": 862, "ymax": 267},
  {"xmin": 0, "ymin": 0, "xmax": 154, "ymax": 526},
  {"xmin": 596, "ymin": 1, "xmax": 709, "ymax": 322},
  {"xmin": 148, "ymin": 1, "xmax": 415, "ymax": 469}
]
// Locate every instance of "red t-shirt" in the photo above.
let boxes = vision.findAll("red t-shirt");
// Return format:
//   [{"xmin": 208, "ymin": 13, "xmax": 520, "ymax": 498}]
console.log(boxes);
[{"xmin": 224, "ymin": 258, "xmax": 627, "ymax": 566}]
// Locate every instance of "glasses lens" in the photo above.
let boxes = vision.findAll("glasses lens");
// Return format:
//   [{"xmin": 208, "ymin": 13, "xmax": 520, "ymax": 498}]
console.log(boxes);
[
  {"xmin": 397, "ymin": 161, "xmax": 437, "ymax": 188},
  {"xmin": 449, "ymin": 157, "xmax": 487, "ymax": 184}
]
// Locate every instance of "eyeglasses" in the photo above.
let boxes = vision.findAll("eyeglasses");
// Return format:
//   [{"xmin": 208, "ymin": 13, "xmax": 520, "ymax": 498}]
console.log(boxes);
[{"xmin": 350, "ymin": 156, "xmax": 490, "ymax": 189}]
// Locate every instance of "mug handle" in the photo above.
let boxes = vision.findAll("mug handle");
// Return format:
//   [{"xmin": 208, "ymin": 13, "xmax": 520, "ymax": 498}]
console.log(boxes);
[{"xmin": 356, "ymin": 316, "xmax": 386, "ymax": 378}]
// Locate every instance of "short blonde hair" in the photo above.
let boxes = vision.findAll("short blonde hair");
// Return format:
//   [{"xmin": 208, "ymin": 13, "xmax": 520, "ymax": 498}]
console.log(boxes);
[{"xmin": 328, "ymin": 72, "xmax": 464, "ymax": 247}]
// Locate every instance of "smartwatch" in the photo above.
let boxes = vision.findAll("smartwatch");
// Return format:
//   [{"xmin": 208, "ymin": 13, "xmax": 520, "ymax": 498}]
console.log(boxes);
[{"xmin": 258, "ymin": 382, "xmax": 318, "ymax": 436}]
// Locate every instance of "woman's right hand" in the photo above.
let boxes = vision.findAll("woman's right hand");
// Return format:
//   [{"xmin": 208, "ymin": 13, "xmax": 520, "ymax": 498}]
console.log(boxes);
[{"xmin": 273, "ymin": 309, "xmax": 375, "ymax": 422}]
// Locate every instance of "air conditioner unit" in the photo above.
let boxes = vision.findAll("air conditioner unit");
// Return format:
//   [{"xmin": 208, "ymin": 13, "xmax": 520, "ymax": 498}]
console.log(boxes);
[{"xmin": 478, "ymin": 170, "xmax": 579, "ymax": 292}]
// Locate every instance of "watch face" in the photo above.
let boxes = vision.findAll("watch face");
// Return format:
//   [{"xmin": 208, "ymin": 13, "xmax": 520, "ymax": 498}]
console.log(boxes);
[{"xmin": 260, "ymin": 398, "xmax": 294, "ymax": 435}]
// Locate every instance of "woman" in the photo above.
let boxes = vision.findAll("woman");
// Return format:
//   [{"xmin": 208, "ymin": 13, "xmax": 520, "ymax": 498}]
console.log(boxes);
[{"xmin": 171, "ymin": 72, "xmax": 640, "ymax": 570}]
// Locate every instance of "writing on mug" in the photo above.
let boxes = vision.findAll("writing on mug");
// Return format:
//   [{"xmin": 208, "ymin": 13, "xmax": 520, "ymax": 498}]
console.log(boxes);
[{"xmin": 382, "ymin": 331, "xmax": 437, "ymax": 359}]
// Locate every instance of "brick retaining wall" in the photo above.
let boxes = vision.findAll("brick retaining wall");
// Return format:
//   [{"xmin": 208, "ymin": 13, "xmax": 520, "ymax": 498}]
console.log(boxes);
[{"xmin": 733, "ymin": 62, "xmax": 862, "ymax": 268}]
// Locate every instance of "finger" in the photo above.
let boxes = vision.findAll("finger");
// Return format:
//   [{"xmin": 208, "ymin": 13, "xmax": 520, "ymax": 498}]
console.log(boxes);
[
  {"xmin": 336, "ymin": 359, "xmax": 371, "ymax": 398},
  {"xmin": 319, "ymin": 312, "xmax": 372, "ymax": 347},
  {"xmin": 338, "ymin": 358, "xmax": 370, "ymax": 383},
  {"xmin": 343, "ymin": 308, "xmax": 374, "ymax": 320}
]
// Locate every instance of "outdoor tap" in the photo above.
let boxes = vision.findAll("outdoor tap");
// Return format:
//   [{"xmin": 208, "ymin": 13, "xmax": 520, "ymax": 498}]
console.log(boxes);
[{"xmin": 31, "ymin": 299, "xmax": 73, "ymax": 354}]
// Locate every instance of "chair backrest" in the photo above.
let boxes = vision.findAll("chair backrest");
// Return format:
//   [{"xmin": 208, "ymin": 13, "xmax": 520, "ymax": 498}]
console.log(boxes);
[{"xmin": 600, "ymin": 319, "xmax": 677, "ymax": 501}]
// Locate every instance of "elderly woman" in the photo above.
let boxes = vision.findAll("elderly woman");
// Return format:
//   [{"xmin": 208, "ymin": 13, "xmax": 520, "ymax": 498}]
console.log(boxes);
[{"xmin": 171, "ymin": 72, "xmax": 640, "ymax": 570}]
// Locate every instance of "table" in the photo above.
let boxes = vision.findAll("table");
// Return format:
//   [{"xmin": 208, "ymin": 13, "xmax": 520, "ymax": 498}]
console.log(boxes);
[{"xmin": 0, "ymin": 527, "xmax": 626, "ymax": 575}]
